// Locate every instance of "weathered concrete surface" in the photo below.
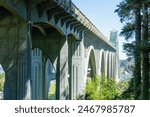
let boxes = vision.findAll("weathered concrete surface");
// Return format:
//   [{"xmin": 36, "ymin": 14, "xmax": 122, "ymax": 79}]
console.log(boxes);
[{"xmin": 0, "ymin": 0, "xmax": 118, "ymax": 100}]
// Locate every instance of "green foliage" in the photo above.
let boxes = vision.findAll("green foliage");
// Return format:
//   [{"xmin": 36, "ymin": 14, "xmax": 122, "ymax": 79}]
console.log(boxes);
[
  {"xmin": 99, "ymin": 75, "xmax": 120, "ymax": 100},
  {"xmin": 116, "ymin": 0, "xmax": 150, "ymax": 100},
  {"xmin": 85, "ymin": 76, "xmax": 99, "ymax": 100},
  {"xmin": 85, "ymin": 75, "xmax": 132, "ymax": 100},
  {"xmin": 118, "ymin": 78, "xmax": 134, "ymax": 100},
  {"xmin": 120, "ymin": 22, "xmax": 135, "ymax": 40},
  {"xmin": 0, "ymin": 73, "xmax": 5, "ymax": 92},
  {"xmin": 48, "ymin": 81, "xmax": 56, "ymax": 100}
]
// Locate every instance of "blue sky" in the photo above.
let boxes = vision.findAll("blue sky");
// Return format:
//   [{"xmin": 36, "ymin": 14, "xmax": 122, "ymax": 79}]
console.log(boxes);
[{"xmin": 72, "ymin": 0, "xmax": 127, "ymax": 60}]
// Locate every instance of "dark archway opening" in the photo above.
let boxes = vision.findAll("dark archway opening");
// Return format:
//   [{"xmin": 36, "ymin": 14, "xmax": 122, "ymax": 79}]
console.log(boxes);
[
  {"xmin": 87, "ymin": 50, "xmax": 96, "ymax": 80},
  {"xmin": 0, "ymin": 7, "xmax": 12, "ymax": 21}
]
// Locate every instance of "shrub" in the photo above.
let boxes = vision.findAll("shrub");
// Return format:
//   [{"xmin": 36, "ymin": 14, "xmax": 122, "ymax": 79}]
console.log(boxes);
[
  {"xmin": 0, "ymin": 73, "xmax": 5, "ymax": 92},
  {"xmin": 48, "ymin": 80, "xmax": 56, "ymax": 100},
  {"xmin": 85, "ymin": 75, "xmax": 130, "ymax": 100},
  {"xmin": 99, "ymin": 76, "xmax": 120, "ymax": 100},
  {"xmin": 85, "ymin": 75, "xmax": 99, "ymax": 100},
  {"xmin": 118, "ymin": 78, "xmax": 134, "ymax": 100}
]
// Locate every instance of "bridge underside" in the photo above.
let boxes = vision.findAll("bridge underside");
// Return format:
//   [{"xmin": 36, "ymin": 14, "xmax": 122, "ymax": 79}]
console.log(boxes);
[{"xmin": 0, "ymin": 0, "xmax": 118, "ymax": 100}]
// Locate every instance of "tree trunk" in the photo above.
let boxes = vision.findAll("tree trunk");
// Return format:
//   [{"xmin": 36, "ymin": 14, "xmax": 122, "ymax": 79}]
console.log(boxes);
[
  {"xmin": 141, "ymin": 3, "xmax": 149, "ymax": 100},
  {"xmin": 134, "ymin": 6, "xmax": 142, "ymax": 100}
]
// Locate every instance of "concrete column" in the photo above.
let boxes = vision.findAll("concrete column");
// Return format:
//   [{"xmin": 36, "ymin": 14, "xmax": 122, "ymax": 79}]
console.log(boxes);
[
  {"xmin": 112, "ymin": 53, "xmax": 114, "ymax": 78},
  {"xmin": 42, "ymin": 56, "xmax": 47, "ymax": 100},
  {"xmin": 56, "ymin": 35, "xmax": 69, "ymax": 100},
  {"xmin": 77, "ymin": 39, "xmax": 84, "ymax": 99},
  {"xmin": 105, "ymin": 52, "xmax": 107, "ymax": 78},
  {"xmin": 67, "ymin": 34, "xmax": 84, "ymax": 100},
  {"xmin": 112, "ymin": 53, "xmax": 115, "ymax": 78},
  {"xmin": 107, "ymin": 52, "xmax": 110, "ymax": 79},
  {"xmin": 100, "ymin": 51, "xmax": 105, "ymax": 76},
  {"xmin": 114, "ymin": 53, "xmax": 118, "ymax": 80},
  {"xmin": 110, "ymin": 53, "xmax": 113, "ymax": 78},
  {"xmin": 112, "ymin": 53, "xmax": 116, "ymax": 78},
  {"xmin": 109, "ymin": 53, "xmax": 112, "ymax": 78},
  {"xmin": 31, "ymin": 48, "xmax": 42, "ymax": 100},
  {"xmin": 3, "ymin": 22, "xmax": 32, "ymax": 100},
  {"xmin": 106, "ymin": 52, "xmax": 109, "ymax": 79},
  {"xmin": 70, "ymin": 40, "xmax": 84, "ymax": 99},
  {"xmin": 99, "ymin": 51, "xmax": 102, "ymax": 77}
]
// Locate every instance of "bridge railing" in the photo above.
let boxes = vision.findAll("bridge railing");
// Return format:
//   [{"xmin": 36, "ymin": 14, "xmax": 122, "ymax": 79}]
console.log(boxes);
[{"xmin": 53, "ymin": 0, "xmax": 113, "ymax": 46}]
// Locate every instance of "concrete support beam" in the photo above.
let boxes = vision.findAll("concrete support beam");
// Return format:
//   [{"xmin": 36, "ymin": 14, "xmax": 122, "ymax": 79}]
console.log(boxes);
[
  {"xmin": 76, "ymin": 40, "xmax": 85, "ymax": 99},
  {"xmin": 3, "ymin": 22, "xmax": 32, "ymax": 100},
  {"xmin": 56, "ymin": 35, "xmax": 69, "ymax": 100},
  {"xmin": 108, "ymin": 53, "xmax": 111, "ymax": 78},
  {"xmin": 42, "ymin": 56, "xmax": 47, "ymax": 100},
  {"xmin": 31, "ymin": 48, "xmax": 42, "ymax": 100}
]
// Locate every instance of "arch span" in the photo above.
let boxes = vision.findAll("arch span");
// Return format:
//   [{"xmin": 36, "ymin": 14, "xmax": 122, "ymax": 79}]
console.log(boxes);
[
  {"xmin": 33, "ymin": 22, "xmax": 65, "ymax": 36},
  {"xmin": 85, "ymin": 46, "xmax": 96, "ymax": 82}
]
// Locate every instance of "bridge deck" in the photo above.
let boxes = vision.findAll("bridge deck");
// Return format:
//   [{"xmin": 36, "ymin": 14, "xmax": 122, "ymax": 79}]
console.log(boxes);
[
  {"xmin": 0, "ymin": 0, "xmax": 115, "ymax": 50},
  {"xmin": 52, "ymin": 0, "xmax": 115, "ymax": 48}
]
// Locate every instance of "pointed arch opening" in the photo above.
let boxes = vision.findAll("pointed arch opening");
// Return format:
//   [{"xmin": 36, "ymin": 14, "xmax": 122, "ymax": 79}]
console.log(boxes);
[
  {"xmin": 87, "ymin": 49, "xmax": 96, "ymax": 80},
  {"xmin": 32, "ymin": 22, "xmax": 64, "ymax": 63},
  {"xmin": 45, "ymin": 59, "xmax": 56, "ymax": 100}
]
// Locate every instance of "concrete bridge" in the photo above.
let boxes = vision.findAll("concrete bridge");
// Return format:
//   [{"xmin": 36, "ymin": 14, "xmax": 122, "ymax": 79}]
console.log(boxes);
[{"xmin": 0, "ymin": 0, "xmax": 118, "ymax": 100}]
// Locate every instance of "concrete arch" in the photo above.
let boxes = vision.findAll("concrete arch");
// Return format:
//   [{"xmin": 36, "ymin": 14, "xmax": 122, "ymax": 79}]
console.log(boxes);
[
  {"xmin": 0, "ymin": 1, "xmax": 119, "ymax": 100},
  {"xmin": 67, "ymin": 33, "xmax": 79, "ymax": 41},
  {"xmin": 33, "ymin": 22, "xmax": 65, "ymax": 36},
  {"xmin": 85, "ymin": 46, "xmax": 96, "ymax": 82},
  {"xmin": 32, "ymin": 22, "xmax": 64, "ymax": 64}
]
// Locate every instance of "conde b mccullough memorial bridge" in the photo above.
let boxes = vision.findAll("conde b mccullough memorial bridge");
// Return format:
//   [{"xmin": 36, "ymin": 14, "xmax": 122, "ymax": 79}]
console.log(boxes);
[{"xmin": 0, "ymin": 0, "xmax": 118, "ymax": 100}]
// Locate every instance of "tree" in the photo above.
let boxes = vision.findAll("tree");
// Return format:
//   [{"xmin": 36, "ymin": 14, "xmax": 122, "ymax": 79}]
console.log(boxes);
[
  {"xmin": 141, "ymin": 2, "xmax": 150, "ymax": 99},
  {"xmin": 115, "ymin": 0, "xmax": 142, "ymax": 99},
  {"xmin": 134, "ymin": 0, "xmax": 142, "ymax": 100},
  {"xmin": 116, "ymin": 0, "xmax": 150, "ymax": 99}
]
